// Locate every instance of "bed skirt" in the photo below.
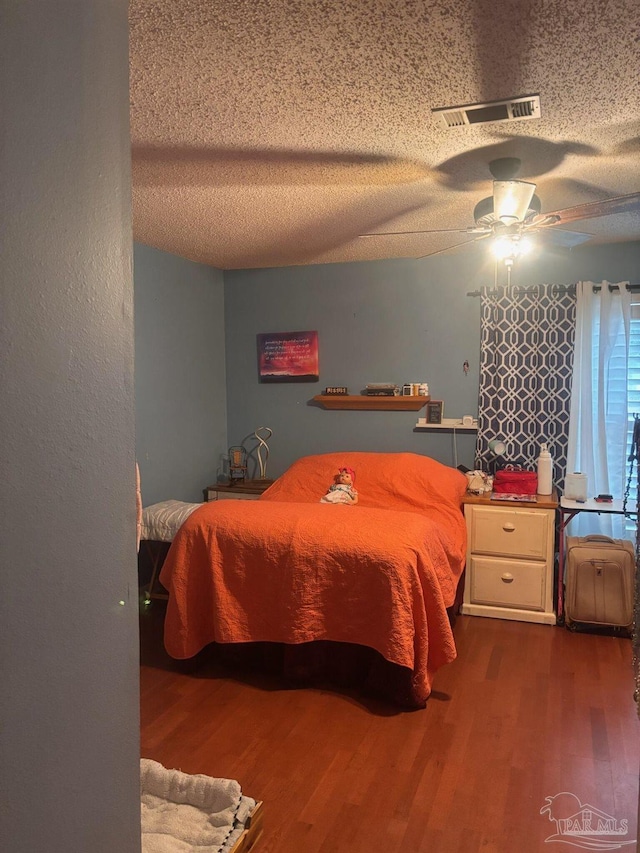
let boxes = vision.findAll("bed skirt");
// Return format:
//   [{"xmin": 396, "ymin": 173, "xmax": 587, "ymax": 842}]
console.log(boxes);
[
  {"xmin": 181, "ymin": 596, "xmax": 462, "ymax": 710},
  {"xmin": 206, "ymin": 639, "xmax": 426, "ymax": 707}
]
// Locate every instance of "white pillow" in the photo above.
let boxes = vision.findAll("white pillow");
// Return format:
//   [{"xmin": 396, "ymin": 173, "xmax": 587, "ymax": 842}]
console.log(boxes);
[{"xmin": 141, "ymin": 499, "xmax": 200, "ymax": 542}]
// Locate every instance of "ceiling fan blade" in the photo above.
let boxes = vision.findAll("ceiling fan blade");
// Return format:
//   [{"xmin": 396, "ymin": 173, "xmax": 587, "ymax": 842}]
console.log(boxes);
[
  {"xmin": 416, "ymin": 234, "xmax": 491, "ymax": 260},
  {"xmin": 359, "ymin": 226, "xmax": 489, "ymax": 238},
  {"xmin": 536, "ymin": 228, "xmax": 593, "ymax": 249},
  {"xmin": 542, "ymin": 191, "xmax": 640, "ymax": 226}
]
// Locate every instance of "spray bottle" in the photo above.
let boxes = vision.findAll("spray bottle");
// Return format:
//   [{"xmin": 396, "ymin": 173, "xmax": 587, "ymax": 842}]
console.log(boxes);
[{"xmin": 537, "ymin": 442, "xmax": 553, "ymax": 495}]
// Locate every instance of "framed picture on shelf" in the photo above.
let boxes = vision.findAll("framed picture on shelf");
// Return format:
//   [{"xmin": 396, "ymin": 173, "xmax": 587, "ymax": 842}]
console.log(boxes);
[
  {"xmin": 257, "ymin": 330, "xmax": 319, "ymax": 383},
  {"xmin": 425, "ymin": 400, "xmax": 444, "ymax": 424}
]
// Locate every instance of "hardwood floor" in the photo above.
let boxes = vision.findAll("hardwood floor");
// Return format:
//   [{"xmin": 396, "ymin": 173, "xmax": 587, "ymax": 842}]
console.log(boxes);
[{"xmin": 140, "ymin": 603, "xmax": 639, "ymax": 852}]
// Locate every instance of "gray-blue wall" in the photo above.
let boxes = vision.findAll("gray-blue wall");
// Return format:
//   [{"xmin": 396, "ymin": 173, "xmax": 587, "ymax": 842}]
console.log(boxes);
[
  {"xmin": 134, "ymin": 239, "xmax": 640, "ymax": 489},
  {"xmin": 224, "ymin": 253, "xmax": 482, "ymax": 476},
  {"xmin": 134, "ymin": 244, "xmax": 227, "ymax": 504},
  {"xmin": 2, "ymin": 4, "xmax": 140, "ymax": 852},
  {"xmin": 224, "ymin": 241, "xmax": 640, "ymax": 478}
]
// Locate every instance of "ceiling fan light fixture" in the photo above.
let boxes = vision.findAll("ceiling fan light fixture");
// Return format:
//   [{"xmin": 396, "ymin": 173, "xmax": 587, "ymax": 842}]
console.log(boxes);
[
  {"xmin": 493, "ymin": 181, "xmax": 537, "ymax": 223},
  {"xmin": 518, "ymin": 236, "xmax": 535, "ymax": 255},
  {"xmin": 492, "ymin": 236, "xmax": 518, "ymax": 260},
  {"xmin": 491, "ymin": 233, "xmax": 536, "ymax": 262},
  {"xmin": 473, "ymin": 195, "xmax": 495, "ymax": 224},
  {"xmin": 474, "ymin": 189, "xmax": 541, "ymax": 227}
]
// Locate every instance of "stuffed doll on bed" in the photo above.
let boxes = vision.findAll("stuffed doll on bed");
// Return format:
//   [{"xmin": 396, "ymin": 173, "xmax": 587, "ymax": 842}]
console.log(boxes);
[{"xmin": 320, "ymin": 466, "xmax": 359, "ymax": 505}]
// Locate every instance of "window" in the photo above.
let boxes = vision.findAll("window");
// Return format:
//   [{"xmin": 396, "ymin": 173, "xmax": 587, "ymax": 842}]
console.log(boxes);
[
  {"xmin": 624, "ymin": 299, "xmax": 640, "ymax": 536},
  {"xmin": 568, "ymin": 283, "xmax": 638, "ymax": 540},
  {"xmin": 598, "ymin": 293, "xmax": 639, "ymax": 537}
]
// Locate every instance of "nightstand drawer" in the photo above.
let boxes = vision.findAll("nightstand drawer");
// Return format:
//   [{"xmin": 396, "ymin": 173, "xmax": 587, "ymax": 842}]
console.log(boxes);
[
  {"xmin": 468, "ymin": 556, "xmax": 546, "ymax": 611},
  {"xmin": 467, "ymin": 505, "xmax": 549, "ymax": 560},
  {"xmin": 206, "ymin": 489, "xmax": 261, "ymax": 501},
  {"xmin": 204, "ymin": 481, "xmax": 271, "ymax": 501}
]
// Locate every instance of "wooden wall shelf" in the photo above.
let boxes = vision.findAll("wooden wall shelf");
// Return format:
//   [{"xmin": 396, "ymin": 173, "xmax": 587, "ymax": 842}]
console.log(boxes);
[{"xmin": 313, "ymin": 395, "xmax": 429, "ymax": 411}]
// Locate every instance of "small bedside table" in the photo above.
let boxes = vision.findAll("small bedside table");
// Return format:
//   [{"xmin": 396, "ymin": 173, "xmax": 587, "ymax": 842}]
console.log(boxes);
[
  {"xmin": 204, "ymin": 480, "xmax": 273, "ymax": 502},
  {"xmin": 461, "ymin": 490, "xmax": 558, "ymax": 625}
]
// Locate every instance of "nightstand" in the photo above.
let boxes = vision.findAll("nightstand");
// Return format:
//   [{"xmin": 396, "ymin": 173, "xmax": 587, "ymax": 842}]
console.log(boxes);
[
  {"xmin": 204, "ymin": 480, "xmax": 273, "ymax": 501},
  {"xmin": 460, "ymin": 490, "xmax": 558, "ymax": 625}
]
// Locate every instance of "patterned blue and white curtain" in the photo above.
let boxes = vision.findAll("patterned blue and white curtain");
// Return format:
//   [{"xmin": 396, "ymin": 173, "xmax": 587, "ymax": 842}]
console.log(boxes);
[{"xmin": 476, "ymin": 284, "xmax": 576, "ymax": 490}]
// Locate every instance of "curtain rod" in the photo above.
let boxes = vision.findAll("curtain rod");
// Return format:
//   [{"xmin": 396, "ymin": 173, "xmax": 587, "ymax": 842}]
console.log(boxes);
[{"xmin": 466, "ymin": 283, "xmax": 640, "ymax": 297}]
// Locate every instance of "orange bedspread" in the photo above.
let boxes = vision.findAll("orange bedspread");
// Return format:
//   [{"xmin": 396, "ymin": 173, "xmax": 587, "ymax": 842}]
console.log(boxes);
[{"xmin": 160, "ymin": 452, "xmax": 467, "ymax": 704}]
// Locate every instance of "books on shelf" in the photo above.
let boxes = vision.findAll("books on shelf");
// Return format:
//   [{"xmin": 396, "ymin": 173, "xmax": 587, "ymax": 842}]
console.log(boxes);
[{"xmin": 365, "ymin": 383, "xmax": 399, "ymax": 396}]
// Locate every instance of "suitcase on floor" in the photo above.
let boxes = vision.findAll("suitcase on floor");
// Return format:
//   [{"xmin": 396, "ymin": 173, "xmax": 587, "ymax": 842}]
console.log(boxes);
[{"xmin": 564, "ymin": 535, "xmax": 635, "ymax": 632}]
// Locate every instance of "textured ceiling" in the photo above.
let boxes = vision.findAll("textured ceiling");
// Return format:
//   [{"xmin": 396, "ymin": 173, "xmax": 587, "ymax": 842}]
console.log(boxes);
[{"xmin": 129, "ymin": 0, "xmax": 640, "ymax": 270}]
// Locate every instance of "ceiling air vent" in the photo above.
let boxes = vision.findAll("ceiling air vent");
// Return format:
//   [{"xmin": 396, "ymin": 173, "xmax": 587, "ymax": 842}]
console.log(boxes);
[{"xmin": 432, "ymin": 95, "xmax": 541, "ymax": 129}]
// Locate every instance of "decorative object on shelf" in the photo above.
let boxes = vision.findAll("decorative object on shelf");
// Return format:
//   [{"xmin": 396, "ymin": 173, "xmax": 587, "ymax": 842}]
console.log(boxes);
[
  {"xmin": 365, "ymin": 383, "xmax": 399, "ymax": 396},
  {"xmin": 462, "ymin": 415, "xmax": 474, "ymax": 426},
  {"xmin": 228, "ymin": 445, "xmax": 248, "ymax": 483},
  {"xmin": 324, "ymin": 386, "xmax": 348, "ymax": 395},
  {"xmin": 257, "ymin": 330, "xmax": 319, "ymax": 383},
  {"xmin": 253, "ymin": 426, "xmax": 273, "ymax": 484},
  {"xmin": 425, "ymin": 400, "xmax": 444, "ymax": 424},
  {"xmin": 403, "ymin": 383, "xmax": 428, "ymax": 396}
]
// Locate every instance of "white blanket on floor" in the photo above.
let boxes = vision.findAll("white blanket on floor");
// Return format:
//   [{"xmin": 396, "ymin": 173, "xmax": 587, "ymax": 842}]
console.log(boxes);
[{"xmin": 141, "ymin": 759, "xmax": 256, "ymax": 853}]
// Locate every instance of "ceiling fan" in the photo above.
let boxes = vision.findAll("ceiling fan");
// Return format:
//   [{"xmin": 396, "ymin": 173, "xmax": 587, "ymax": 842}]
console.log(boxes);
[{"xmin": 359, "ymin": 156, "xmax": 640, "ymax": 260}]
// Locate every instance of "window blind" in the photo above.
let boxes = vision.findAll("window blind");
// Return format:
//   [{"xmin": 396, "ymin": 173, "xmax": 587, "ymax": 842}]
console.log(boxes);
[{"xmin": 625, "ymin": 301, "xmax": 640, "ymax": 536}]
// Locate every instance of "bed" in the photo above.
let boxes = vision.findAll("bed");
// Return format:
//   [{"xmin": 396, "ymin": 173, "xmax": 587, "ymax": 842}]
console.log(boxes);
[{"xmin": 159, "ymin": 451, "xmax": 468, "ymax": 708}]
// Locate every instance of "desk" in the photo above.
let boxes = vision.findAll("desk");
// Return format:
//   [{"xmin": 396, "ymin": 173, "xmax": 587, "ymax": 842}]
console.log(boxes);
[{"xmin": 557, "ymin": 496, "xmax": 637, "ymax": 624}]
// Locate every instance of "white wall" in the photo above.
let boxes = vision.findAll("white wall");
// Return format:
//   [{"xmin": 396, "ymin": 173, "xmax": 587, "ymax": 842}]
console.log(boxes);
[{"xmin": 0, "ymin": 4, "xmax": 140, "ymax": 852}]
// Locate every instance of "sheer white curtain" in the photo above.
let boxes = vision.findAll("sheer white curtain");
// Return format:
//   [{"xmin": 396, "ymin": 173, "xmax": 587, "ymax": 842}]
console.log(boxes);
[{"xmin": 566, "ymin": 281, "xmax": 631, "ymax": 537}]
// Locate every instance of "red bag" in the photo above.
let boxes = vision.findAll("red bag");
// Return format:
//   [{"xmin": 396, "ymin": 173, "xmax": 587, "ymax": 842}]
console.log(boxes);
[{"xmin": 493, "ymin": 465, "xmax": 538, "ymax": 495}]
